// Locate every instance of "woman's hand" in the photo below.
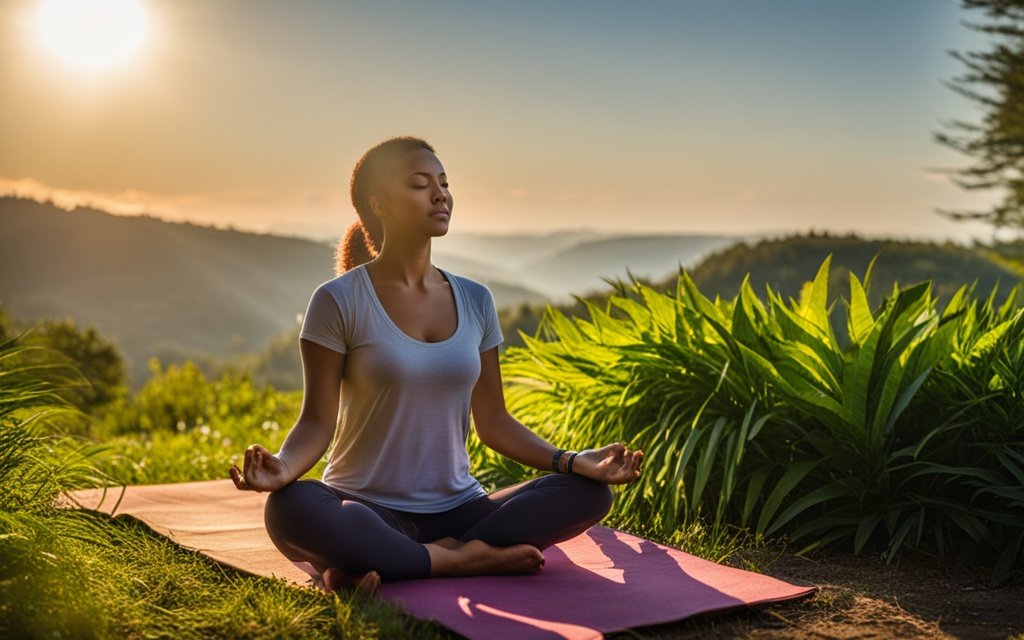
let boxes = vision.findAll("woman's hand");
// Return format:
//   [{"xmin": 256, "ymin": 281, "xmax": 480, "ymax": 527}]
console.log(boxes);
[
  {"xmin": 570, "ymin": 442, "xmax": 643, "ymax": 485},
  {"xmin": 228, "ymin": 444, "xmax": 293, "ymax": 492}
]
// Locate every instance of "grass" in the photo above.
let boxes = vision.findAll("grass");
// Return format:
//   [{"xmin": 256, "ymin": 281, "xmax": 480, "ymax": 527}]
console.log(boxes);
[{"xmin": 5, "ymin": 506, "xmax": 455, "ymax": 639}]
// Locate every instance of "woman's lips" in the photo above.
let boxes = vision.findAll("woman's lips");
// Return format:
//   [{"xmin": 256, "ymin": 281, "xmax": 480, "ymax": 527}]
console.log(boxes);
[{"xmin": 431, "ymin": 211, "xmax": 450, "ymax": 218}]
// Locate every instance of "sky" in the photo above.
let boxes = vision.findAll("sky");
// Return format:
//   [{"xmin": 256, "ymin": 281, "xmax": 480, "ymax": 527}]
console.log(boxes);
[{"xmin": 0, "ymin": 0, "xmax": 1010, "ymax": 244}]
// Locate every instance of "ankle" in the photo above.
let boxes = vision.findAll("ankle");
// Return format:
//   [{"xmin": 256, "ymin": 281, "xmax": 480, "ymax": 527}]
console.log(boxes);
[{"xmin": 425, "ymin": 542, "xmax": 458, "ymax": 577}]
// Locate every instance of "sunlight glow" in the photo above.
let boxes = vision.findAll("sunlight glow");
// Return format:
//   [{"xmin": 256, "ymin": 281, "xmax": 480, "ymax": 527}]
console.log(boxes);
[{"xmin": 34, "ymin": 0, "xmax": 148, "ymax": 71}]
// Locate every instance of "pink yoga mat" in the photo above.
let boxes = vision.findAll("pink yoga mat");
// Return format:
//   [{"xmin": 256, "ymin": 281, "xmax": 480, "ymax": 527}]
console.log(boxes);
[
  {"xmin": 61, "ymin": 479, "xmax": 816, "ymax": 640},
  {"xmin": 376, "ymin": 524, "xmax": 815, "ymax": 640}
]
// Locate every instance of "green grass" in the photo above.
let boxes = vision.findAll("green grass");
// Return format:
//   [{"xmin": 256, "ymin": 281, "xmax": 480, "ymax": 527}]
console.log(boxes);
[{"xmin": 3, "ymin": 506, "xmax": 453, "ymax": 639}]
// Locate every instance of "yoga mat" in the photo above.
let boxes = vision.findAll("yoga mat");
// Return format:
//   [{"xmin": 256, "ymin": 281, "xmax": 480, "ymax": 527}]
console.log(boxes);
[{"xmin": 59, "ymin": 478, "xmax": 817, "ymax": 640}]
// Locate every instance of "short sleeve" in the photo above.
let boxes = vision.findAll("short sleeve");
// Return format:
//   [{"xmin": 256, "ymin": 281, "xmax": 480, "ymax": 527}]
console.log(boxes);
[
  {"xmin": 299, "ymin": 284, "xmax": 348, "ymax": 354},
  {"xmin": 479, "ymin": 286, "xmax": 504, "ymax": 352}
]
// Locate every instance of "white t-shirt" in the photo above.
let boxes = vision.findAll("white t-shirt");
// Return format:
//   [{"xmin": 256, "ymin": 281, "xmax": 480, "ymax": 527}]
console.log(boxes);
[{"xmin": 298, "ymin": 263, "xmax": 504, "ymax": 513}]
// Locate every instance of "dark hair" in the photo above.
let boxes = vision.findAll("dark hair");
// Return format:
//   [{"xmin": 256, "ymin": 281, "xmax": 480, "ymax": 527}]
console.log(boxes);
[{"xmin": 333, "ymin": 135, "xmax": 437, "ymax": 275}]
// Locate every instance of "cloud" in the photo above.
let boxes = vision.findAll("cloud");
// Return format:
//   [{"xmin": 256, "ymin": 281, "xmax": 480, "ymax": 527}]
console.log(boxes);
[
  {"xmin": 0, "ymin": 176, "xmax": 261, "ymax": 229},
  {"xmin": 0, "ymin": 176, "xmax": 354, "ymax": 238},
  {"xmin": 0, "ymin": 176, "xmax": 174, "ymax": 215}
]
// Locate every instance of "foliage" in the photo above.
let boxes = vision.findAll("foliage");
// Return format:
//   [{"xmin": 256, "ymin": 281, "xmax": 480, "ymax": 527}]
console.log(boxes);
[
  {"xmin": 23, "ymin": 316, "xmax": 129, "ymax": 416},
  {"xmin": 0, "ymin": 328, "xmax": 114, "ymax": 513},
  {"xmin": 497, "ymin": 253, "xmax": 1024, "ymax": 584},
  {"xmin": 89, "ymin": 358, "xmax": 303, "ymax": 484},
  {"xmin": 0, "ymin": 304, "xmax": 130, "ymax": 436},
  {"xmin": 933, "ymin": 0, "xmax": 1024, "ymax": 235},
  {"xmin": 96, "ymin": 357, "xmax": 289, "ymax": 435}
]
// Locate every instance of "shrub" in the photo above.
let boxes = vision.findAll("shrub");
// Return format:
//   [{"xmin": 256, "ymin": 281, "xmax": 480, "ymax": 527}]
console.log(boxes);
[{"xmin": 495, "ymin": 253, "xmax": 1024, "ymax": 583}]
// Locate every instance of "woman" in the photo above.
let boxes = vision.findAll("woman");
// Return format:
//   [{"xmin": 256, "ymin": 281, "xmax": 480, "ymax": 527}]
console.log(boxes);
[{"xmin": 229, "ymin": 135, "xmax": 644, "ymax": 598}]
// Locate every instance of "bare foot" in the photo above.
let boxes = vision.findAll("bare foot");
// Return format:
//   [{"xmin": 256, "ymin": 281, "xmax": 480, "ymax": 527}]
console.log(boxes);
[
  {"xmin": 426, "ymin": 538, "xmax": 545, "ymax": 577},
  {"xmin": 322, "ymin": 566, "xmax": 382, "ymax": 598},
  {"xmin": 428, "ymin": 536, "xmax": 461, "ymax": 550}
]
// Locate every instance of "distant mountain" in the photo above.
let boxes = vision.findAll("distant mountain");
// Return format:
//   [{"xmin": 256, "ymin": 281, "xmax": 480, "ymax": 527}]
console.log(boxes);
[
  {"xmin": 435, "ymin": 229, "xmax": 614, "ymax": 272},
  {"xmin": 0, "ymin": 196, "xmax": 335, "ymax": 386},
  {"xmin": 1, "ymin": 196, "xmax": 745, "ymax": 388},
  {"xmin": 17, "ymin": 195, "xmax": 1005, "ymax": 392},
  {"xmin": 519, "ymin": 233, "xmax": 742, "ymax": 301},
  {"xmin": 0, "ymin": 197, "xmax": 552, "ymax": 387}
]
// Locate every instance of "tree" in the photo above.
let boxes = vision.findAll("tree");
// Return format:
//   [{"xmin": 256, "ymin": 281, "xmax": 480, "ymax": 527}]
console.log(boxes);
[
  {"xmin": 26, "ymin": 317, "xmax": 129, "ymax": 414},
  {"xmin": 933, "ymin": 0, "xmax": 1024, "ymax": 239}
]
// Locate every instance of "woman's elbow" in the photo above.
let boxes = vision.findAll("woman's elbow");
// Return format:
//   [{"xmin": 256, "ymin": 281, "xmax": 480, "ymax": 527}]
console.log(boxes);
[{"xmin": 473, "ymin": 416, "xmax": 506, "ymax": 450}]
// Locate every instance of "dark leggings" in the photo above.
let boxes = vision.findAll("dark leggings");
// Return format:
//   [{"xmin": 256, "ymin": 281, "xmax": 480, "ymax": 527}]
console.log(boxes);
[{"xmin": 264, "ymin": 472, "xmax": 614, "ymax": 582}]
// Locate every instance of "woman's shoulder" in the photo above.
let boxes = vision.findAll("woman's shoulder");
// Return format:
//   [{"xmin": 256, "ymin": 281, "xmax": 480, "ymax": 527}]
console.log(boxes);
[
  {"xmin": 303, "ymin": 268, "xmax": 366, "ymax": 318},
  {"xmin": 445, "ymin": 270, "xmax": 497, "ymax": 306},
  {"xmin": 314, "ymin": 266, "xmax": 364, "ymax": 295}
]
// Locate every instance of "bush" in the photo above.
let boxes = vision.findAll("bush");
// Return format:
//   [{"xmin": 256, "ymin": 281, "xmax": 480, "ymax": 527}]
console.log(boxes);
[
  {"xmin": 90, "ymin": 359, "xmax": 303, "ymax": 485},
  {"xmin": 497, "ymin": 253, "xmax": 1024, "ymax": 584}
]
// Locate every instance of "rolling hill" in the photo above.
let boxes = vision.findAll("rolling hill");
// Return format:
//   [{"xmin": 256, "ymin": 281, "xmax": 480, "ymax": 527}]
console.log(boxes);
[
  {"xmin": 0, "ymin": 196, "xmax": 739, "ymax": 387},
  {"xmin": 9, "ymin": 195, "xmax": 1015, "ymax": 391}
]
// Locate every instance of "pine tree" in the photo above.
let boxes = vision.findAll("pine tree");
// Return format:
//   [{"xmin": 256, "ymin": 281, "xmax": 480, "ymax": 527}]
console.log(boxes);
[{"xmin": 932, "ymin": 0, "xmax": 1024, "ymax": 238}]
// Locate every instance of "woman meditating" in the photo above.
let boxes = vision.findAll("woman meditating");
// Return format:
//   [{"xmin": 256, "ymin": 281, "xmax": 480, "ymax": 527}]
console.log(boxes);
[{"xmin": 229, "ymin": 135, "xmax": 644, "ymax": 597}]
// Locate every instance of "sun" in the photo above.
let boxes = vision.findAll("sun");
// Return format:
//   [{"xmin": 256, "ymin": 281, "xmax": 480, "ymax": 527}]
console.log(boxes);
[{"xmin": 34, "ymin": 0, "xmax": 148, "ymax": 71}]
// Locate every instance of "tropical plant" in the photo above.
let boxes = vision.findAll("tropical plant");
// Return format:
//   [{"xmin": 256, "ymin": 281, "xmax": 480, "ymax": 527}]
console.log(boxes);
[{"xmin": 492, "ymin": 253, "xmax": 1024, "ymax": 583}]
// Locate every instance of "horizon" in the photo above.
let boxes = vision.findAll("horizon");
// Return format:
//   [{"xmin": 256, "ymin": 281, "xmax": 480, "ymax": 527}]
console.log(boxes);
[{"xmin": 6, "ymin": 193, "xmax": 995, "ymax": 249}]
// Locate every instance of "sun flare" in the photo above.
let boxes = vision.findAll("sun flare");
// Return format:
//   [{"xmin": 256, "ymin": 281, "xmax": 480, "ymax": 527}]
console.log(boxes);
[{"xmin": 34, "ymin": 0, "xmax": 148, "ymax": 71}]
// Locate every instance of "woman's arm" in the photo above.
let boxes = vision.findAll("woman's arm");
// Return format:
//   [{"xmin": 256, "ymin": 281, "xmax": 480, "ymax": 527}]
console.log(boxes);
[
  {"xmin": 275, "ymin": 338, "xmax": 347, "ymax": 482},
  {"xmin": 470, "ymin": 347, "xmax": 566, "ymax": 472},
  {"xmin": 471, "ymin": 347, "xmax": 643, "ymax": 483}
]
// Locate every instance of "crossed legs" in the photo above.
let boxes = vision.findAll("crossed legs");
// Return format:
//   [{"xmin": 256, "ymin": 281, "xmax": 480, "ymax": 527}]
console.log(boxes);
[
  {"xmin": 264, "ymin": 483, "xmax": 433, "ymax": 581},
  {"xmin": 263, "ymin": 473, "xmax": 614, "ymax": 589},
  {"xmin": 414, "ymin": 472, "xmax": 615, "ymax": 550}
]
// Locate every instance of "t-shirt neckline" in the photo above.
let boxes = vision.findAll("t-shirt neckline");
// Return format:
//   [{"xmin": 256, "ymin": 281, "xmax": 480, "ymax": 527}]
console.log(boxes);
[{"xmin": 357, "ymin": 263, "xmax": 464, "ymax": 348}]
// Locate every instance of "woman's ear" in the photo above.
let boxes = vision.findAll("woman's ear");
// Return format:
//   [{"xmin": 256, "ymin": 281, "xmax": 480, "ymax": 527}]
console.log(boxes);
[{"xmin": 369, "ymin": 194, "xmax": 386, "ymax": 219}]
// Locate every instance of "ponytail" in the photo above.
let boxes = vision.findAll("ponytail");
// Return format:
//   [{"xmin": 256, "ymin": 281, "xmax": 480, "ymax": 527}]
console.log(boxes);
[{"xmin": 333, "ymin": 135, "xmax": 437, "ymax": 275}]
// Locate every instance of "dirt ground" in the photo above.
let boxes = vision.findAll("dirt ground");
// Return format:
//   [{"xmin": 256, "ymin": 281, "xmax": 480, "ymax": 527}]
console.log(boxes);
[{"xmin": 606, "ymin": 548, "xmax": 1024, "ymax": 640}]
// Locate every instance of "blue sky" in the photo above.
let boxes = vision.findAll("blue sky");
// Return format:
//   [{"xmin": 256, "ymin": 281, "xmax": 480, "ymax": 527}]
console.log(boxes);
[{"xmin": 0, "ymin": 0, "xmax": 1007, "ymax": 243}]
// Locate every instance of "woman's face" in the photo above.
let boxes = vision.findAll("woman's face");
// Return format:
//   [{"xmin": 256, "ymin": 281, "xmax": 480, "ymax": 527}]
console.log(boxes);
[{"xmin": 372, "ymin": 148, "xmax": 453, "ymax": 237}]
